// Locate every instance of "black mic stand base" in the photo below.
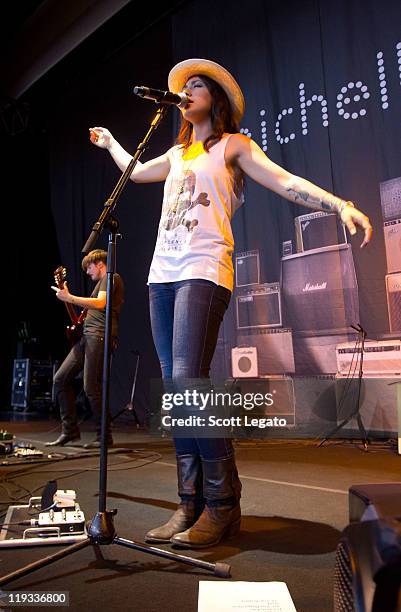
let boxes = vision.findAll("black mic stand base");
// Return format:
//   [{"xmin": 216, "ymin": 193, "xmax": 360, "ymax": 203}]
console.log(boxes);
[
  {"xmin": 0, "ymin": 509, "xmax": 231, "ymax": 586},
  {"xmin": 318, "ymin": 416, "xmax": 369, "ymax": 451}
]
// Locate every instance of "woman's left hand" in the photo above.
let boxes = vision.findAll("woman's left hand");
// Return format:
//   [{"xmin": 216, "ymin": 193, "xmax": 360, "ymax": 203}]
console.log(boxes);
[{"xmin": 340, "ymin": 205, "xmax": 372, "ymax": 248}]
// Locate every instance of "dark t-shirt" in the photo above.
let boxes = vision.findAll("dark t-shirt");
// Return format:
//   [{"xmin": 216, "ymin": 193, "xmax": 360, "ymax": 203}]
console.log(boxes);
[{"xmin": 83, "ymin": 273, "xmax": 124, "ymax": 339}]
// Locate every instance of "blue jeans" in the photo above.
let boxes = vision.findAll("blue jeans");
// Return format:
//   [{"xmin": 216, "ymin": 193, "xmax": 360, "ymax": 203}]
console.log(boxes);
[{"xmin": 149, "ymin": 279, "xmax": 233, "ymax": 460}]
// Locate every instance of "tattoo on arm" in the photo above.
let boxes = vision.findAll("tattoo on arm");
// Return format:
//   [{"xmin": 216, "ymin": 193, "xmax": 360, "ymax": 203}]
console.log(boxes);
[{"xmin": 286, "ymin": 186, "xmax": 338, "ymax": 212}]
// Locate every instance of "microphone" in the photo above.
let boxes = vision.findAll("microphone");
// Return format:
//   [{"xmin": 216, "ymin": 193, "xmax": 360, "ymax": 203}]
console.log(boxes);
[{"xmin": 133, "ymin": 86, "xmax": 189, "ymax": 108}]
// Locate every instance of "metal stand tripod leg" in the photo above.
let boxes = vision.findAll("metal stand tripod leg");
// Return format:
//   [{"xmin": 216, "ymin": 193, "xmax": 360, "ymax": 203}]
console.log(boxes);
[{"xmin": 0, "ymin": 528, "xmax": 230, "ymax": 587}]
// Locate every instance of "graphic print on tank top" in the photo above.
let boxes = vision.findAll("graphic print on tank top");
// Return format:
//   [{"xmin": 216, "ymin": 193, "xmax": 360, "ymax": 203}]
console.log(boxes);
[{"xmin": 158, "ymin": 169, "xmax": 210, "ymax": 252}]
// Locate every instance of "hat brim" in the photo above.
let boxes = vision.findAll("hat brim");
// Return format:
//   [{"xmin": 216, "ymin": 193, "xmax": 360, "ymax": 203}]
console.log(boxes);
[{"xmin": 168, "ymin": 58, "xmax": 245, "ymax": 123}]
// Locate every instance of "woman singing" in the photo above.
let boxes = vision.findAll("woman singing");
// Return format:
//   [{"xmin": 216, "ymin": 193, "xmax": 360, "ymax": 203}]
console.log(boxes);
[{"xmin": 89, "ymin": 58, "xmax": 372, "ymax": 548}]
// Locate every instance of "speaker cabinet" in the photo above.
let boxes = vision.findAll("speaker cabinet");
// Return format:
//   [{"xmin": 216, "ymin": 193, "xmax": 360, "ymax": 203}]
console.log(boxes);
[
  {"xmin": 235, "ymin": 250, "xmax": 260, "ymax": 287},
  {"xmin": 281, "ymin": 244, "xmax": 359, "ymax": 334},
  {"xmin": 231, "ymin": 346, "xmax": 258, "ymax": 377},
  {"xmin": 237, "ymin": 328, "xmax": 295, "ymax": 374},
  {"xmin": 295, "ymin": 211, "xmax": 347, "ymax": 252},
  {"xmin": 292, "ymin": 333, "xmax": 355, "ymax": 374},
  {"xmin": 384, "ymin": 219, "xmax": 401, "ymax": 274},
  {"xmin": 386, "ymin": 273, "xmax": 401, "ymax": 333},
  {"xmin": 236, "ymin": 283, "xmax": 282, "ymax": 329},
  {"xmin": 293, "ymin": 375, "xmax": 337, "ymax": 435},
  {"xmin": 380, "ymin": 176, "xmax": 401, "ymax": 222},
  {"xmin": 230, "ymin": 376, "xmax": 295, "ymax": 427},
  {"xmin": 335, "ymin": 376, "xmax": 400, "ymax": 435}
]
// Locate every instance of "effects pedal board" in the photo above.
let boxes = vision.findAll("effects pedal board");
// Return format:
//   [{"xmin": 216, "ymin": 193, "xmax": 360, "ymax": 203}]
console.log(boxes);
[{"xmin": 36, "ymin": 507, "xmax": 86, "ymax": 535}]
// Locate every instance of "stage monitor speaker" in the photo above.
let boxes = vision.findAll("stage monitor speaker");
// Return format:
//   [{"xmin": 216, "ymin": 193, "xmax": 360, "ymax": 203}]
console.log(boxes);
[
  {"xmin": 235, "ymin": 250, "xmax": 260, "ymax": 287},
  {"xmin": 348, "ymin": 483, "xmax": 401, "ymax": 523},
  {"xmin": 386, "ymin": 273, "xmax": 401, "ymax": 333},
  {"xmin": 295, "ymin": 211, "xmax": 347, "ymax": 252},
  {"xmin": 281, "ymin": 243, "xmax": 359, "ymax": 334},
  {"xmin": 334, "ymin": 517, "xmax": 401, "ymax": 612},
  {"xmin": 380, "ymin": 176, "xmax": 401, "ymax": 222},
  {"xmin": 236, "ymin": 283, "xmax": 282, "ymax": 329},
  {"xmin": 384, "ymin": 219, "xmax": 401, "ymax": 274},
  {"xmin": 231, "ymin": 346, "xmax": 258, "ymax": 377},
  {"xmin": 237, "ymin": 328, "xmax": 295, "ymax": 374},
  {"xmin": 334, "ymin": 484, "xmax": 401, "ymax": 612}
]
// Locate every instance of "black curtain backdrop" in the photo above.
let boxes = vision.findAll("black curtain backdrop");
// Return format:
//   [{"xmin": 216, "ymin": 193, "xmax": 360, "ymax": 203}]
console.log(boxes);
[
  {"xmin": 43, "ymin": 19, "xmax": 175, "ymax": 420},
  {"xmin": 6, "ymin": 0, "xmax": 401, "ymax": 417}
]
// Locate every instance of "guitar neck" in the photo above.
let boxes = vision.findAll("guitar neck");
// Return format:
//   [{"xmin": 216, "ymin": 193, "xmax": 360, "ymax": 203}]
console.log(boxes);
[
  {"xmin": 54, "ymin": 267, "xmax": 87, "ymax": 326},
  {"xmin": 65, "ymin": 302, "xmax": 79, "ymax": 325}
]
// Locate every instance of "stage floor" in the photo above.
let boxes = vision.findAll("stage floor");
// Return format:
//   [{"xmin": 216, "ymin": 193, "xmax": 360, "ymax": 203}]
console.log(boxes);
[{"xmin": 0, "ymin": 416, "xmax": 399, "ymax": 612}]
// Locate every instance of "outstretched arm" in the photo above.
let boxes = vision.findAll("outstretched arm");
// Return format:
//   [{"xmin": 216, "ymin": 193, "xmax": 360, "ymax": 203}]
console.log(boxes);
[
  {"xmin": 227, "ymin": 134, "xmax": 372, "ymax": 247},
  {"xmin": 89, "ymin": 127, "xmax": 170, "ymax": 183}
]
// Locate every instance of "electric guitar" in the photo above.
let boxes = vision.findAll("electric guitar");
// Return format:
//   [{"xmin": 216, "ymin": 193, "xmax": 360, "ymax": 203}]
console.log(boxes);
[{"xmin": 53, "ymin": 266, "xmax": 87, "ymax": 345}]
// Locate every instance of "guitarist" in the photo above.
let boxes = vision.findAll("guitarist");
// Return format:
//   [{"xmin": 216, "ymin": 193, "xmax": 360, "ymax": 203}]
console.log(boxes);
[{"xmin": 47, "ymin": 249, "xmax": 124, "ymax": 448}]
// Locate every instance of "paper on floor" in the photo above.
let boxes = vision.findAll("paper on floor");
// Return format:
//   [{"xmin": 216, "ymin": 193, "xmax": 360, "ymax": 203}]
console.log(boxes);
[{"xmin": 198, "ymin": 581, "xmax": 297, "ymax": 611}]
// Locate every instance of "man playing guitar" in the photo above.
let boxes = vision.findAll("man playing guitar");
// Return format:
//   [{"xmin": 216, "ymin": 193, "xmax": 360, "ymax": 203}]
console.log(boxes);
[{"xmin": 48, "ymin": 249, "xmax": 124, "ymax": 448}]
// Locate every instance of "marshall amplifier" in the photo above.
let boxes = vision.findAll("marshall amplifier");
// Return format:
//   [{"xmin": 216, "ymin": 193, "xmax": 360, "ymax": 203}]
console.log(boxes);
[
  {"xmin": 384, "ymin": 219, "xmax": 401, "ymax": 273},
  {"xmin": 236, "ymin": 283, "xmax": 282, "ymax": 329},
  {"xmin": 235, "ymin": 250, "xmax": 260, "ymax": 287},
  {"xmin": 237, "ymin": 328, "xmax": 295, "ymax": 374},
  {"xmin": 336, "ymin": 340, "xmax": 401, "ymax": 376},
  {"xmin": 386, "ymin": 273, "xmax": 401, "ymax": 332},
  {"xmin": 295, "ymin": 211, "xmax": 347, "ymax": 252},
  {"xmin": 281, "ymin": 243, "xmax": 359, "ymax": 335},
  {"xmin": 380, "ymin": 176, "xmax": 401, "ymax": 222}
]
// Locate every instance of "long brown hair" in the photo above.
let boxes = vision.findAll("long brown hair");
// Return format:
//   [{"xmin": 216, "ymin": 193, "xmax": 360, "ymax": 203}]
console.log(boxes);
[{"xmin": 176, "ymin": 75, "xmax": 240, "ymax": 152}]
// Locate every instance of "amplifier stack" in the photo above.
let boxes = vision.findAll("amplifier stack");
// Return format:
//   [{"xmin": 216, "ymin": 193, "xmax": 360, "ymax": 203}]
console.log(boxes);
[
  {"xmin": 232, "ymin": 249, "xmax": 291, "ymax": 376},
  {"xmin": 11, "ymin": 359, "xmax": 54, "ymax": 411},
  {"xmin": 380, "ymin": 177, "xmax": 401, "ymax": 332}
]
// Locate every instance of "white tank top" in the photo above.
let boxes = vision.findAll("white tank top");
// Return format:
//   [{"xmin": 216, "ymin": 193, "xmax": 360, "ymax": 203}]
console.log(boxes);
[{"xmin": 148, "ymin": 134, "xmax": 243, "ymax": 291}]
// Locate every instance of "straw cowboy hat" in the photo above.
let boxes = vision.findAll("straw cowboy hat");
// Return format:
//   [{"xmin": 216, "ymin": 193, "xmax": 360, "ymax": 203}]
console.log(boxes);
[{"xmin": 168, "ymin": 58, "xmax": 245, "ymax": 122}]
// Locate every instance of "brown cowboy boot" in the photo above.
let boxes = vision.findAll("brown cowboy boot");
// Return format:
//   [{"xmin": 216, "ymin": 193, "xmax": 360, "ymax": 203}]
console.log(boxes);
[
  {"xmin": 145, "ymin": 453, "xmax": 204, "ymax": 543},
  {"xmin": 171, "ymin": 454, "xmax": 242, "ymax": 548}
]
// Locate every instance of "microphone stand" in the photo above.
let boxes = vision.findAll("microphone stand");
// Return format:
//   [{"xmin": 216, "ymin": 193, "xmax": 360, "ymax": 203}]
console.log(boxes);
[
  {"xmin": 319, "ymin": 324, "xmax": 369, "ymax": 451},
  {"xmin": 0, "ymin": 105, "xmax": 230, "ymax": 587}
]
